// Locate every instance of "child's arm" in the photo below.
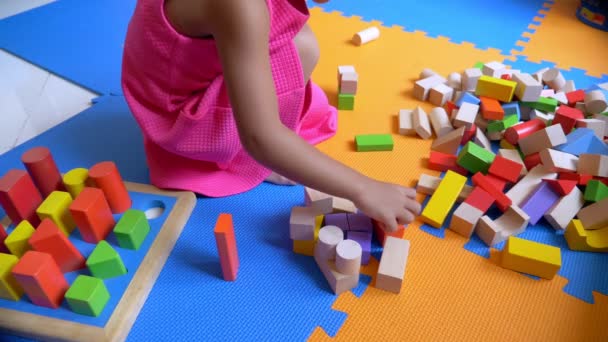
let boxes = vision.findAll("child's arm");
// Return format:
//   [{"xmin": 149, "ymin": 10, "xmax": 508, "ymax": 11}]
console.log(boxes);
[{"xmin": 207, "ymin": 0, "xmax": 420, "ymax": 231}]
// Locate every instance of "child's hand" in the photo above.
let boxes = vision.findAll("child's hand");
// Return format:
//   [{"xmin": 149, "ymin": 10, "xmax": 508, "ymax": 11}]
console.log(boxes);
[{"xmin": 353, "ymin": 180, "xmax": 421, "ymax": 232}]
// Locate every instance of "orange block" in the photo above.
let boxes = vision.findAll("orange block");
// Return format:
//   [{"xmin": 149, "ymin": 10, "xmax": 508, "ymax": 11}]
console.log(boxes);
[
  {"xmin": 214, "ymin": 213, "xmax": 239, "ymax": 281},
  {"xmin": 11, "ymin": 251, "xmax": 69, "ymax": 308},
  {"xmin": 88, "ymin": 161, "xmax": 131, "ymax": 214},
  {"xmin": 479, "ymin": 96, "xmax": 505, "ymax": 120},
  {"xmin": 373, "ymin": 220, "xmax": 405, "ymax": 246},
  {"xmin": 0, "ymin": 169, "xmax": 43, "ymax": 226},
  {"xmin": 69, "ymin": 187, "xmax": 116, "ymax": 243},
  {"xmin": 29, "ymin": 219, "xmax": 85, "ymax": 273}
]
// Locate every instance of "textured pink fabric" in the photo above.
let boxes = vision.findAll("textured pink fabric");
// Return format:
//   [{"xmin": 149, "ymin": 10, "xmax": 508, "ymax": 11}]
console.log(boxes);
[{"xmin": 121, "ymin": 0, "xmax": 337, "ymax": 197}]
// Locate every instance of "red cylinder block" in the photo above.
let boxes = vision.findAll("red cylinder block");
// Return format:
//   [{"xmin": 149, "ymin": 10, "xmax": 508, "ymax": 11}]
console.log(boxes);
[
  {"xmin": 524, "ymin": 152, "xmax": 542, "ymax": 170},
  {"xmin": 21, "ymin": 147, "xmax": 65, "ymax": 197},
  {"xmin": 504, "ymin": 119, "xmax": 546, "ymax": 145},
  {"xmin": 0, "ymin": 169, "xmax": 43, "ymax": 226},
  {"xmin": 88, "ymin": 161, "xmax": 131, "ymax": 213}
]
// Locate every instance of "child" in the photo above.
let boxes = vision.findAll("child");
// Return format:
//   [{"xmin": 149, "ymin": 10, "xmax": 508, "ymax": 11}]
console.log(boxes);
[{"xmin": 121, "ymin": 0, "xmax": 421, "ymax": 232}]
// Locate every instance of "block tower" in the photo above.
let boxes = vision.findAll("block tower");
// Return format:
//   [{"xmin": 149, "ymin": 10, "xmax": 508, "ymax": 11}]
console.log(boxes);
[{"xmin": 337, "ymin": 65, "xmax": 358, "ymax": 110}]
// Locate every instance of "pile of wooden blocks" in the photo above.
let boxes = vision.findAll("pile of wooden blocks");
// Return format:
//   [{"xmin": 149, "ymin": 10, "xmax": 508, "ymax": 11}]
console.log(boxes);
[
  {"xmin": 409, "ymin": 61, "xmax": 608, "ymax": 280},
  {"xmin": 289, "ymin": 187, "xmax": 411, "ymax": 294},
  {"xmin": 337, "ymin": 65, "xmax": 358, "ymax": 110}
]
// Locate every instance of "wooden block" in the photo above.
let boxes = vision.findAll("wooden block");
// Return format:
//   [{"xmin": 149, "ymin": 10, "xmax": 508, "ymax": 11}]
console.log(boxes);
[
  {"xmin": 414, "ymin": 75, "xmax": 444, "ymax": 101},
  {"xmin": 453, "ymin": 102, "xmax": 479, "ymax": 129},
  {"xmin": 314, "ymin": 255, "xmax": 358, "ymax": 295},
  {"xmin": 506, "ymin": 165, "xmax": 557, "ymax": 206},
  {"xmin": 577, "ymin": 197, "xmax": 608, "ymax": 230},
  {"xmin": 86, "ymin": 240, "xmax": 127, "ymax": 279},
  {"xmin": 337, "ymin": 65, "xmax": 355, "ymax": 83},
  {"xmin": 473, "ymin": 127, "xmax": 492, "ymax": 152},
  {"xmin": 346, "ymin": 230, "xmax": 372, "ymax": 265},
  {"xmin": 304, "ymin": 187, "xmax": 355, "ymax": 214},
  {"xmin": 545, "ymin": 178, "xmax": 577, "ymax": 196},
  {"xmin": 476, "ymin": 205, "xmax": 530, "ymax": 246},
  {"xmin": 564, "ymin": 219, "xmax": 608, "ymax": 252},
  {"xmin": 479, "ymin": 96, "xmax": 504, "ymax": 120},
  {"xmin": 542, "ymin": 68, "xmax": 566, "ymax": 91},
  {"xmin": 69, "ymin": 187, "xmax": 116, "ymax": 243},
  {"xmin": 553, "ymin": 105, "xmax": 584, "ymax": 134},
  {"xmin": 293, "ymin": 216, "xmax": 322, "ymax": 256},
  {"xmin": 352, "ymin": 26, "xmax": 380, "ymax": 46},
  {"xmin": 489, "ymin": 155, "xmax": 523, "ymax": 183},
  {"xmin": 315, "ymin": 225, "xmax": 344, "ymax": 260},
  {"xmin": 11, "ymin": 251, "xmax": 69, "ymax": 309},
  {"xmin": 566, "ymin": 89, "xmax": 585, "ymax": 106},
  {"xmin": 0, "ymin": 224, "xmax": 8, "ymax": 254},
  {"xmin": 497, "ymin": 149, "xmax": 527, "ymax": 177},
  {"xmin": 555, "ymin": 127, "xmax": 595, "ymax": 156},
  {"xmin": 529, "ymin": 109, "xmax": 554, "ymax": 125},
  {"xmin": 416, "ymin": 174, "xmax": 472, "ymax": 202},
  {"xmin": 520, "ymin": 181, "xmax": 561, "ymax": 225},
  {"xmin": 501, "ymin": 236, "xmax": 561, "ymax": 279},
  {"xmin": 290, "ymin": 206, "xmax": 317, "ymax": 240},
  {"xmin": 457, "ymin": 141, "xmax": 496, "ymax": 174},
  {"xmin": 64, "ymin": 275, "xmax": 110, "ymax": 317},
  {"xmin": 549, "ymin": 91, "xmax": 568, "ymax": 105},
  {"xmin": 585, "ymin": 90, "xmax": 607, "ymax": 114},
  {"xmin": 355, "ymin": 134, "xmax": 394, "ymax": 151},
  {"xmin": 539, "ymin": 148, "xmax": 579, "ymax": 173},
  {"xmin": 429, "ymin": 83, "xmax": 454, "ymax": 106},
  {"xmin": 0, "ymin": 253, "xmax": 23, "ymax": 301},
  {"xmin": 532, "ymin": 67, "xmax": 549, "ymax": 82},
  {"xmin": 28, "ymin": 219, "xmax": 85, "ymax": 273},
  {"xmin": 524, "ymin": 152, "xmax": 542, "ymax": 170},
  {"xmin": 346, "ymin": 213, "xmax": 373, "ymax": 232},
  {"xmin": 338, "ymin": 93, "xmax": 355, "ymax": 110},
  {"xmin": 88, "ymin": 161, "xmax": 131, "ymax": 214},
  {"xmin": 421, "ymin": 170, "xmax": 467, "ymax": 228},
  {"xmin": 484, "ymin": 173, "xmax": 508, "ymax": 191},
  {"xmin": 464, "ymin": 186, "xmax": 495, "ymax": 212},
  {"xmin": 339, "ymin": 71, "xmax": 358, "ymax": 95},
  {"xmin": 376, "ymin": 237, "xmax": 410, "ymax": 294},
  {"xmin": 428, "ymin": 151, "xmax": 468, "ymax": 176},
  {"xmin": 4, "ymin": 221, "xmax": 35, "ymax": 258},
  {"xmin": 324, "ymin": 213, "xmax": 349, "ymax": 231},
  {"xmin": 512, "ymin": 72, "xmax": 543, "ymax": 102},
  {"xmin": 462, "ymin": 68, "xmax": 483, "ymax": 92},
  {"xmin": 446, "ymin": 72, "xmax": 461, "ymax": 89},
  {"xmin": 504, "ymin": 118, "xmax": 546, "ymax": 145},
  {"xmin": 335, "ymin": 239, "xmax": 362, "ymax": 275},
  {"xmin": 419, "ymin": 68, "xmax": 442, "ymax": 80},
  {"xmin": 36, "ymin": 191, "xmax": 76, "ymax": 237},
  {"xmin": 431, "ymin": 126, "xmax": 464, "ymax": 155},
  {"xmin": 462, "ymin": 122, "xmax": 477, "ymax": 144},
  {"xmin": 113, "ymin": 209, "xmax": 150, "ymax": 251},
  {"xmin": 518, "ymin": 124, "xmax": 567, "ymax": 156},
  {"xmin": 523, "ymin": 96, "xmax": 559, "ymax": 113},
  {"xmin": 450, "ymin": 202, "xmax": 484, "ymax": 238},
  {"xmin": 0, "ymin": 170, "xmax": 43, "ymax": 227},
  {"xmin": 544, "ymin": 186, "xmax": 584, "ymax": 231},
  {"xmin": 474, "ymin": 75, "xmax": 517, "ymax": 102},
  {"xmin": 576, "ymin": 119, "xmax": 605, "ymax": 139},
  {"xmin": 584, "ymin": 179, "xmax": 608, "ymax": 202},
  {"xmin": 471, "ymin": 172, "xmax": 512, "ymax": 212},
  {"xmin": 482, "ymin": 61, "xmax": 507, "ymax": 77},
  {"xmin": 592, "ymin": 114, "xmax": 608, "ymax": 137},
  {"xmin": 578, "ymin": 154, "xmax": 608, "ymax": 178},
  {"xmin": 398, "ymin": 109, "xmax": 415, "ymax": 136},
  {"xmin": 372, "ymin": 220, "xmax": 406, "ymax": 247},
  {"xmin": 21, "ymin": 146, "xmax": 65, "ymax": 197},
  {"xmin": 429, "ymin": 107, "xmax": 453, "ymax": 137},
  {"xmin": 562, "ymin": 80, "xmax": 576, "ymax": 93},
  {"xmin": 62, "ymin": 168, "xmax": 90, "ymax": 199},
  {"xmin": 213, "ymin": 213, "xmax": 239, "ymax": 281},
  {"xmin": 413, "ymin": 106, "xmax": 432, "ymax": 139},
  {"xmin": 455, "ymin": 92, "xmax": 481, "ymax": 107}
]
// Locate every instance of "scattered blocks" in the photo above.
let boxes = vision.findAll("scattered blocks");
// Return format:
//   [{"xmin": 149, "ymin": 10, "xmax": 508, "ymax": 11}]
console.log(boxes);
[
  {"xmin": 518, "ymin": 124, "xmax": 567, "ymax": 156},
  {"xmin": 64, "ymin": 275, "xmax": 110, "ymax": 317},
  {"xmin": 472, "ymin": 172, "xmax": 512, "ymax": 212},
  {"xmin": 213, "ymin": 213, "xmax": 239, "ymax": 281},
  {"xmin": 489, "ymin": 155, "xmax": 523, "ymax": 183},
  {"xmin": 544, "ymin": 185, "xmax": 584, "ymax": 231},
  {"xmin": 28, "ymin": 219, "xmax": 85, "ymax": 273},
  {"xmin": 513, "ymin": 73, "xmax": 543, "ymax": 102},
  {"xmin": 113, "ymin": 209, "xmax": 150, "ymax": 250},
  {"xmin": 86, "ymin": 240, "xmax": 128, "ymax": 279},
  {"xmin": 69, "ymin": 187, "xmax": 116, "ymax": 243},
  {"xmin": 376, "ymin": 237, "xmax": 410, "ymax": 294},
  {"xmin": 476, "ymin": 205, "xmax": 530, "ymax": 246},
  {"xmin": 457, "ymin": 141, "xmax": 496, "ymax": 174},
  {"xmin": 36, "ymin": 191, "xmax": 76, "ymax": 237},
  {"xmin": 414, "ymin": 75, "xmax": 445, "ymax": 101},
  {"xmin": 355, "ymin": 134, "xmax": 394, "ymax": 151},
  {"xmin": 314, "ymin": 226, "xmax": 359, "ymax": 295},
  {"xmin": 431, "ymin": 126, "xmax": 464, "ymax": 155},
  {"xmin": 474, "ymin": 75, "xmax": 517, "ymax": 102},
  {"xmin": 0, "ymin": 169, "xmax": 43, "ymax": 227},
  {"xmin": 500, "ymin": 236, "xmax": 561, "ymax": 280},
  {"xmin": 506, "ymin": 165, "xmax": 557, "ymax": 207},
  {"xmin": 11, "ymin": 251, "xmax": 69, "ymax": 309},
  {"xmin": 0, "ymin": 253, "xmax": 23, "ymax": 301},
  {"xmin": 421, "ymin": 170, "xmax": 467, "ymax": 228},
  {"xmin": 4, "ymin": 221, "xmax": 35, "ymax": 258}
]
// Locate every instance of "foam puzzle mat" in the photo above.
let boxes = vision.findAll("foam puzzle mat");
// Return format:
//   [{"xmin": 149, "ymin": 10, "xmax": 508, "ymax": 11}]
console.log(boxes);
[{"xmin": 1, "ymin": 0, "xmax": 608, "ymax": 340}]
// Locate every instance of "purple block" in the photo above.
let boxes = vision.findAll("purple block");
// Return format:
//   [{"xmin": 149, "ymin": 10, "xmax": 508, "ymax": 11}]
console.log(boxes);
[
  {"xmin": 346, "ymin": 231, "xmax": 371, "ymax": 265},
  {"xmin": 346, "ymin": 213, "xmax": 373, "ymax": 232},
  {"xmin": 520, "ymin": 181, "xmax": 560, "ymax": 225},
  {"xmin": 323, "ymin": 213, "xmax": 349, "ymax": 231}
]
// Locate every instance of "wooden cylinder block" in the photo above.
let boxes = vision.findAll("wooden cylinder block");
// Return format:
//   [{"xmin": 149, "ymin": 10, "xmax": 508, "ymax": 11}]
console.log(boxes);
[
  {"xmin": 315, "ymin": 225, "xmax": 343, "ymax": 261},
  {"xmin": 335, "ymin": 239, "xmax": 362, "ymax": 275}
]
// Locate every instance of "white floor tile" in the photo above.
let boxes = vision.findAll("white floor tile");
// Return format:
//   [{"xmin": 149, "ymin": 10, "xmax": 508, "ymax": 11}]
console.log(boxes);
[
  {"xmin": 0, "ymin": 49, "xmax": 51, "ymax": 112},
  {"xmin": 0, "ymin": 0, "xmax": 56, "ymax": 20},
  {"xmin": 0, "ymin": 86, "xmax": 30, "ymax": 153}
]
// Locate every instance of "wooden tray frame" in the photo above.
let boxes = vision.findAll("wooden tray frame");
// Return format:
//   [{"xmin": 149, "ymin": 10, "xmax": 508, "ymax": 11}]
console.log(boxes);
[{"xmin": 0, "ymin": 182, "xmax": 196, "ymax": 342}]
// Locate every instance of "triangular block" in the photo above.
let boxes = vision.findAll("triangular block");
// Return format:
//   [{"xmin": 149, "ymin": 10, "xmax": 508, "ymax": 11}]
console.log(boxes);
[
  {"xmin": 544, "ymin": 179, "xmax": 577, "ymax": 196},
  {"xmin": 86, "ymin": 241, "xmax": 127, "ymax": 279}
]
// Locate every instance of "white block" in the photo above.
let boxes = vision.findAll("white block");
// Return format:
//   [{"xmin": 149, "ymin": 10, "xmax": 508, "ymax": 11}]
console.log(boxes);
[{"xmin": 398, "ymin": 109, "xmax": 415, "ymax": 136}]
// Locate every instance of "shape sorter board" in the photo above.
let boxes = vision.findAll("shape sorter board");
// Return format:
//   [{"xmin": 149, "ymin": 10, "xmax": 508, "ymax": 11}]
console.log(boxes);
[{"xmin": 0, "ymin": 182, "xmax": 196, "ymax": 341}]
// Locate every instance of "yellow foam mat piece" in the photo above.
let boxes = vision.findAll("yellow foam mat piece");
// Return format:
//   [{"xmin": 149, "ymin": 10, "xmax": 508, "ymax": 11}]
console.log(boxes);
[
  {"xmin": 516, "ymin": 0, "xmax": 608, "ymax": 78},
  {"xmin": 307, "ymin": 7, "xmax": 608, "ymax": 341}
]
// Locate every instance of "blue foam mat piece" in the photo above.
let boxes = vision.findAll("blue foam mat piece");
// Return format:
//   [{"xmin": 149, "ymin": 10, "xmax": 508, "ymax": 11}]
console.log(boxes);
[
  {"xmin": 0, "ymin": 0, "xmax": 136, "ymax": 95},
  {"xmin": 0, "ymin": 96, "xmax": 366, "ymax": 341},
  {"xmin": 311, "ymin": 0, "xmax": 551, "ymax": 54}
]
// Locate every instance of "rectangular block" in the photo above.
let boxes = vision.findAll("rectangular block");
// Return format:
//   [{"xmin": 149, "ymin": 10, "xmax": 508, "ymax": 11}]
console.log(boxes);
[
  {"xmin": 498, "ymin": 149, "xmax": 527, "ymax": 177},
  {"xmin": 355, "ymin": 134, "xmax": 394, "ymax": 151},
  {"xmin": 457, "ymin": 141, "xmax": 496, "ymax": 174},
  {"xmin": 520, "ymin": 181, "xmax": 561, "ymax": 225},
  {"xmin": 577, "ymin": 197, "xmax": 608, "ymax": 230},
  {"xmin": 338, "ymin": 93, "xmax": 355, "ymax": 110},
  {"xmin": 290, "ymin": 207, "xmax": 317, "ymax": 240},
  {"xmin": 506, "ymin": 165, "xmax": 557, "ymax": 207},
  {"xmin": 455, "ymin": 92, "xmax": 481, "ymax": 107},
  {"xmin": 28, "ymin": 219, "xmax": 85, "ymax": 273},
  {"xmin": 36, "ymin": 191, "xmax": 76, "ymax": 237},
  {"xmin": 518, "ymin": 124, "xmax": 567, "ymax": 156},
  {"xmin": 214, "ymin": 213, "xmax": 239, "ymax": 281},
  {"xmin": 489, "ymin": 155, "xmax": 524, "ymax": 183},
  {"xmin": 346, "ymin": 213, "xmax": 372, "ymax": 232},
  {"xmin": 413, "ymin": 106, "xmax": 432, "ymax": 139},
  {"xmin": 429, "ymin": 151, "xmax": 468, "ymax": 176},
  {"xmin": 69, "ymin": 187, "xmax": 116, "ymax": 243},
  {"xmin": 480, "ymin": 96, "xmax": 504, "ymax": 120},
  {"xmin": 544, "ymin": 186, "xmax": 584, "ymax": 231},
  {"xmin": 0, "ymin": 253, "xmax": 23, "ymax": 301},
  {"xmin": 398, "ymin": 109, "xmax": 415, "ymax": 136},
  {"xmin": 324, "ymin": 213, "xmax": 349, "ymax": 231},
  {"xmin": 578, "ymin": 154, "xmax": 608, "ymax": 178},
  {"xmin": 462, "ymin": 68, "xmax": 483, "ymax": 92},
  {"xmin": 373, "ymin": 220, "xmax": 405, "ymax": 247},
  {"xmin": 376, "ymin": 237, "xmax": 410, "ymax": 294},
  {"xmin": 513, "ymin": 73, "xmax": 542, "ymax": 102},
  {"xmin": 476, "ymin": 206, "xmax": 530, "ymax": 246},
  {"xmin": 4, "ymin": 221, "xmax": 35, "ymax": 258},
  {"xmin": 113, "ymin": 209, "xmax": 150, "ymax": 251},
  {"xmin": 11, "ymin": 251, "xmax": 69, "ymax": 309},
  {"xmin": 449, "ymin": 202, "xmax": 484, "ymax": 238},
  {"xmin": 501, "ymin": 236, "xmax": 561, "ymax": 280},
  {"xmin": 453, "ymin": 102, "xmax": 479, "ymax": 129},
  {"xmin": 475, "ymin": 75, "xmax": 517, "ymax": 102},
  {"xmin": 431, "ymin": 126, "xmax": 464, "ymax": 155},
  {"xmin": 346, "ymin": 231, "xmax": 372, "ymax": 265},
  {"xmin": 471, "ymin": 173, "xmax": 512, "ymax": 212},
  {"xmin": 522, "ymin": 96, "xmax": 559, "ymax": 113},
  {"xmin": 421, "ymin": 170, "xmax": 467, "ymax": 228},
  {"xmin": 0, "ymin": 170, "xmax": 43, "ymax": 227},
  {"xmin": 464, "ymin": 186, "xmax": 495, "ymax": 212},
  {"xmin": 416, "ymin": 174, "xmax": 472, "ymax": 202},
  {"xmin": 414, "ymin": 75, "xmax": 444, "ymax": 101}
]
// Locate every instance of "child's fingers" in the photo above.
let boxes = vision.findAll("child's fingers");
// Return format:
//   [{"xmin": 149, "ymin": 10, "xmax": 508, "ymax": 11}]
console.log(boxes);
[
  {"xmin": 405, "ymin": 199, "xmax": 422, "ymax": 215},
  {"xmin": 401, "ymin": 187, "xmax": 417, "ymax": 199},
  {"xmin": 397, "ymin": 209, "xmax": 414, "ymax": 225}
]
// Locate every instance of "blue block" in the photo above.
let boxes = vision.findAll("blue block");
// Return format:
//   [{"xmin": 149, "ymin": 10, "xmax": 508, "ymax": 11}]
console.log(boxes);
[
  {"xmin": 587, "ymin": 135, "xmax": 608, "ymax": 155},
  {"xmin": 455, "ymin": 92, "xmax": 481, "ymax": 107},
  {"xmin": 502, "ymin": 102, "xmax": 521, "ymax": 121},
  {"xmin": 555, "ymin": 128, "xmax": 595, "ymax": 156}
]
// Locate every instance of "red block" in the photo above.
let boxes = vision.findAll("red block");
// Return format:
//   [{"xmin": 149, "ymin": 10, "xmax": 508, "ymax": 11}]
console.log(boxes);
[
  {"xmin": 372, "ymin": 220, "xmax": 405, "ymax": 246},
  {"xmin": 472, "ymin": 172, "xmax": 511, "ymax": 212},
  {"xmin": 485, "ymin": 174, "xmax": 507, "ymax": 191},
  {"xmin": 501, "ymin": 74, "xmax": 512, "ymax": 80},
  {"xmin": 578, "ymin": 174, "xmax": 593, "ymax": 186},
  {"xmin": 1, "ymin": 225, "xmax": 9, "ymax": 254},
  {"xmin": 21, "ymin": 147, "xmax": 65, "ymax": 197},
  {"xmin": 560, "ymin": 172, "xmax": 593, "ymax": 185},
  {"xmin": 28, "ymin": 219, "xmax": 85, "ymax": 273},
  {"xmin": 480, "ymin": 96, "xmax": 504, "ymax": 120},
  {"xmin": 0, "ymin": 169, "xmax": 43, "ymax": 226},
  {"xmin": 566, "ymin": 89, "xmax": 585, "ymax": 107},
  {"xmin": 214, "ymin": 213, "xmax": 239, "ymax": 281},
  {"xmin": 11, "ymin": 251, "xmax": 69, "ymax": 309},
  {"xmin": 504, "ymin": 119, "xmax": 545, "ymax": 145},
  {"xmin": 553, "ymin": 105, "xmax": 584, "ymax": 134},
  {"xmin": 524, "ymin": 152, "xmax": 542, "ymax": 170},
  {"xmin": 464, "ymin": 187, "xmax": 495, "ymax": 213},
  {"xmin": 88, "ymin": 161, "xmax": 132, "ymax": 214},
  {"xmin": 544, "ymin": 179, "xmax": 577, "ymax": 196},
  {"xmin": 69, "ymin": 187, "xmax": 115, "ymax": 243},
  {"xmin": 489, "ymin": 155, "xmax": 523, "ymax": 183},
  {"xmin": 428, "ymin": 151, "xmax": 468, "ymax": 176},
  {"xmin": 461, "ymin": 123, "xmax": 477, "ymax": 145},
  {"xmin": 444, "ymin": 101, "xmax": 458, "ymax": 119}
]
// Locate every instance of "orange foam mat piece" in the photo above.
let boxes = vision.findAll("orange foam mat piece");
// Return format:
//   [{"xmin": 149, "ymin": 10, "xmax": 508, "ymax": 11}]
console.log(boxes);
[
  {"xmin": 307, "ymin": 7, "xmax": 608, "ymax": 341},
  {"xmin": 517, "ymin": 0, "xmax": 608, "ymax": 78}
]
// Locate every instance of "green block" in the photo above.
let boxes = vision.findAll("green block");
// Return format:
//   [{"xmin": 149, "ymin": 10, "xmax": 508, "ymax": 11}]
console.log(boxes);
[
  {"xmin": 338, "ymin": 94, "xmax": 355, "ymax": 110},
  {"xmin": 521, "ymin": 97, "xmax": 558, "ymax": 113},
  {"xmin": 355, "ymin": 134, "xmax": 394, "ymax": 152},
  {"xmin": 65, "ymin": 275, "xmax": 110, "ymax": 317},
  {"xmin": 457, "ymin": 141, "xmax": 496, "ymax": 174},
  {"xmin": 86, "ymin": 240, "xmax": 127, "ymax": 279},
  {"xmin": 114, "ymin": 209, "xmax": 150, "ymax": 250},
  {"xmin": 473, "ymin": 61, "xmax": 484, "ymax": 69},
  {"xmin": 502, "ymin": 114, "xmax": 519, "ymax": 129},
  {"xmin": 584, "ymin": 180, "xmax": 608, "ymax": 203},
  {"xmin": 487, "ymin": 114, "xmax": 519, "ymax": 133}
]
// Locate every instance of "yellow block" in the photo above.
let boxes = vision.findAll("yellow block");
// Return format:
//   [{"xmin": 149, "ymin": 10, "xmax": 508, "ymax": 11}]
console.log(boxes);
[
  {"xmin": 421, "ymin": 170, "xmax": 467, "ymax": 228},
  {"xmin": 293, "ymin": 215, "xmax": 323, "ymax": 256},
  {"xmin": 37, "ymin": 191, "xmax": 76, "ymax": 236},
  {"xmin": 501, "ymin": 236, "xmax": 561, "ymax": 280},
  {"xmin": 564, "ymin": 219, "xmax": 608, "ymax": 252},
  {"xmin": 62, "ymin": 168, "xmax": 89, "ymax": 199},
  {"xmin": 500, "ymin": 139, "xmax": 516, "ymax": 150},
  {"xmin": 475, "ymin": 75, "xmax": 517, "ymax": 103},
  {"xmin": 0, "ymin": 253, "xmax": 24, "ymax": 301},
  {"xmin": 4, "ymin": 221, "xmax": 35, "ymax": 257}
]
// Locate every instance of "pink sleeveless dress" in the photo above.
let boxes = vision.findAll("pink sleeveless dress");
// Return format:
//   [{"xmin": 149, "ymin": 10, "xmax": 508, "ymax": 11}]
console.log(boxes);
[{"xmin": 121, "ymin": 0, "xmax": 337, "ymax": 197}]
